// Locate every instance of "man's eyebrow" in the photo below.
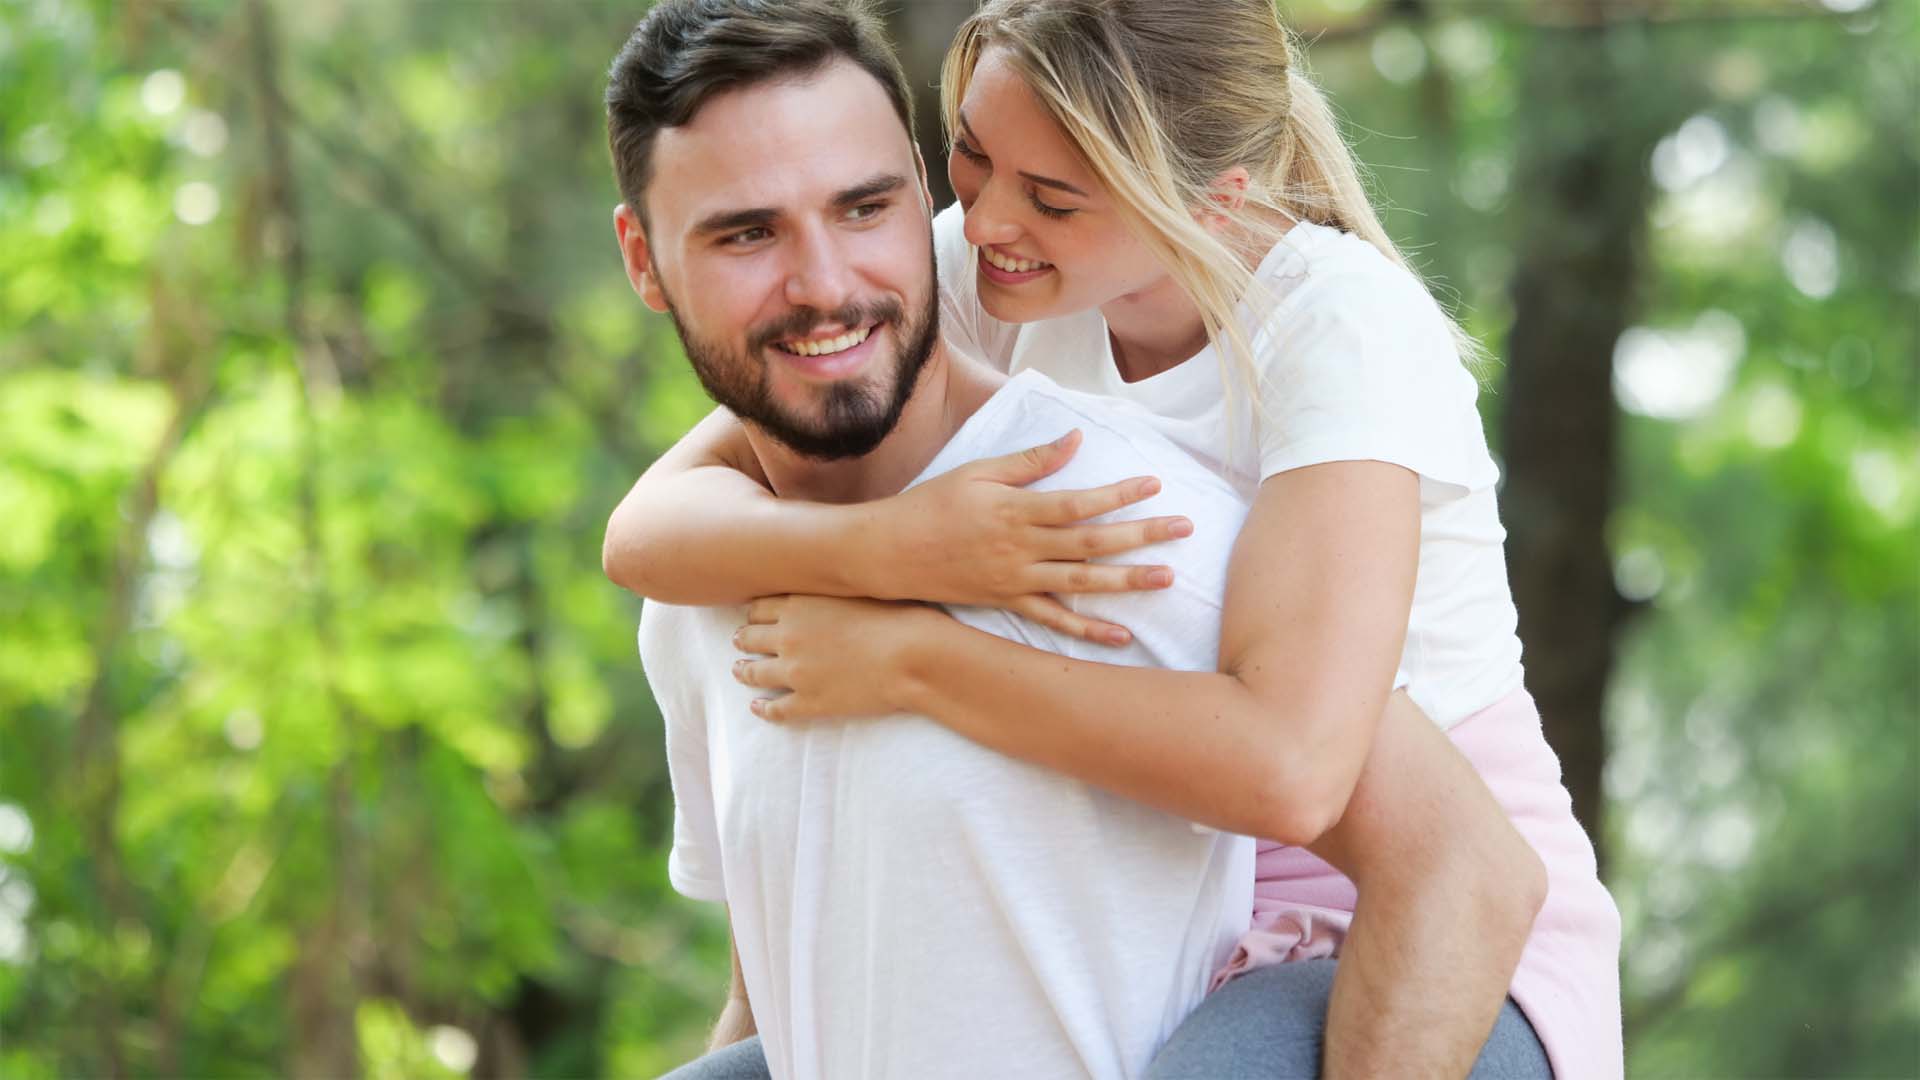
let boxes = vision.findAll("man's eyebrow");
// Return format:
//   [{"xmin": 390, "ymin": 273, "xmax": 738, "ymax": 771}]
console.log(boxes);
[
  {"xmin": 833, "ymin": 173, "xmax": 908, "ymax": 207},
  {"xmin": 959, "ymin": 110, "xmax": 1090, "ymax": 199},
  {"xmin": 693, "ymin": 206, "xmax": 778, "ymax": 237},
  {"xmin": 690, "ymin": 175, "xmax": 908, "ymax": 237}
]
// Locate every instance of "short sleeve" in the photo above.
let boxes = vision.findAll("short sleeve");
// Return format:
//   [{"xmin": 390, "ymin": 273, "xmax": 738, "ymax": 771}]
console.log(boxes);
[
  {"xmin": 1250, "ymin": 243, "xmax": 1498, "ymax": 499},
  {"xmin": 934, "ymin": 202, "xmax": 1019, "ymax": 372},
  {"xmin": 639, "ymin": 604, "xmax": 727, "ymax": 903}
]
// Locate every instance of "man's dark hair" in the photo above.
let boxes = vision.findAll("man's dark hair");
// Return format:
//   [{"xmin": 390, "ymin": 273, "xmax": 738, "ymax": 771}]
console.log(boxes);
[{"xmin": 605, "ymin": 0, "xmax": 916, "ymax": 217}]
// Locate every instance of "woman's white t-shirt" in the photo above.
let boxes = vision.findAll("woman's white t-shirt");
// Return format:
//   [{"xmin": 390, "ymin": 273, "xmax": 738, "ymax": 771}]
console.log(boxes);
[{"xmin": 933, "ymin": 203, "xmax": 1525, "ymax": 728}]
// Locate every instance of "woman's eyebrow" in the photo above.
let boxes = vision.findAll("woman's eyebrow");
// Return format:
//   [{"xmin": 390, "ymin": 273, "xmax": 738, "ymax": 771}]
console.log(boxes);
[{"xmin": 959, "ymin": 110, "xmax": 1091, "ymax": 199}]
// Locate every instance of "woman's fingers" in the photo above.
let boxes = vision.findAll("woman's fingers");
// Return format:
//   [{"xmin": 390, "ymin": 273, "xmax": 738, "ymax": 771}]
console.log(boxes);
[
  {"xmin": 1037, "ymin": 515, "xmax": 1193, "ymax": 560},
  {"xmin": 1008, "ymin": 594, "xmax": 1134, "ymax": 647},
  {"xmin": 1027, "ymin": 475, "xmax": 1162, "ymax": 525},
  {"xmin": 745, "ymin": 596, "xmax": 785, "ymax": 625},
  {"xmin": 968, "ymin": 428, "xmax": 1083, "ymax": 486},
  {"xmin": 732, "ymin": 656, "xmax": 792, "ymax": 691},
  {"xmin": 732, "ymin": 623, "xmax": 779, "ymax": 655},
  {"xmin": 750, "ymin": 694, "xmax": 810, "ymax": 724},
  {"xmin": 1031, "ymin": 560, "xmax": 1175, "ymax": 595}
]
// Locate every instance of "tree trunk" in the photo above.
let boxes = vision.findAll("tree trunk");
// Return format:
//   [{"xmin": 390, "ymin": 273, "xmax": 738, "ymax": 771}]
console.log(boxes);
[
  {"xmin": 1500, "ymin": 22, "xmax": 1671, "ymax": 864},
  {"xmin": 886, "ymin": 1, "xmax": 979, "ymax": 208}
]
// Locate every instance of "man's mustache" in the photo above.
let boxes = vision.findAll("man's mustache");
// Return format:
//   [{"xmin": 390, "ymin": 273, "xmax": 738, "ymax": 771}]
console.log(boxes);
[{"xmin": 748, "ymin": 300, "xmax": 903, "ymax": 352}]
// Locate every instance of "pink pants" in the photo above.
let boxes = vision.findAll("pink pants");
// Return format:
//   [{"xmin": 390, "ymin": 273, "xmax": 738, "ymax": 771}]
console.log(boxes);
[{"xmin": 1210, "ymin": 687, "xmax": 1624, "ymax": 1080}]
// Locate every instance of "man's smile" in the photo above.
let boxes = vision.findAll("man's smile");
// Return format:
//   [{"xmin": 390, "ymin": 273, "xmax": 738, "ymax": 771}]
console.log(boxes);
[
  {"xmin": 768, "ymin": 322, "xmax": 884, "ymax": 381},
  {"xmin": 772, "ymin": 323, "xmax": 876, "ymax": 357}
]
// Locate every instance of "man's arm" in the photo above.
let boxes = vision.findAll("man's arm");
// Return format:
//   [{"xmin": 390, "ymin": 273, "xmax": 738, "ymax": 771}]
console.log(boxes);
[
  {"xmin": 1312, "ymin": 694, "xmax": 1547, "ymax": 1079},
  {"xmin": 708, "ymin": 921, "xmax": 756, "ymax": 1053}
]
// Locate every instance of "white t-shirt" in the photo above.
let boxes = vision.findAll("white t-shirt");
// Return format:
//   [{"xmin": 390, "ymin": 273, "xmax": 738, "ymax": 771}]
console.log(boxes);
[
  {"xmin": 646, "ymin": 371, "xmax": 1256, "ymax": 1080},
  {"xmin": 935, "ymin": 204, "xmax": 1524, "ymax": 727}
]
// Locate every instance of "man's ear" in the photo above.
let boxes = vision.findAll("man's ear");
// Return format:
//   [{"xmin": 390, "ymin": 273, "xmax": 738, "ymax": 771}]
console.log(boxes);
[
  {"xmin": 912, "ymin": 144, "xmax": 936, "ymax": 216},
  {"xmin": 613, "ymin": 203, "xmax": 670, "ymax": 313}
]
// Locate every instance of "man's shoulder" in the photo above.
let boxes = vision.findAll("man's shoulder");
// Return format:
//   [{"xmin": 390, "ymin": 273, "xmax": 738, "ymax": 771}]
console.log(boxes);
[
  {"xmin": 988, "ymin": 373, "xmax": 1240, "ymax": 499},
  {"xmin": 638, "ymin": 600, "xmax": 744, "ymax": 687}
]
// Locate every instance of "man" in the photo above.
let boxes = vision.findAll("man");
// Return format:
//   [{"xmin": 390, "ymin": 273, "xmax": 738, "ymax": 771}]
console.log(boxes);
[{"xmin": 607, "ymin": 2, "xmax": 1544, "ymax": 1078}]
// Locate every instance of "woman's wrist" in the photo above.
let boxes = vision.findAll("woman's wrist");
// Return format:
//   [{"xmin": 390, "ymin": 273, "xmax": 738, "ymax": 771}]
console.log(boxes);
[
  {"xmin": 883, "ymin": 604, "xmax": 952, "ymax": 715},
  {"xmin": 836, "ymin": 497, "xmax": 909, "ymax": 601}
]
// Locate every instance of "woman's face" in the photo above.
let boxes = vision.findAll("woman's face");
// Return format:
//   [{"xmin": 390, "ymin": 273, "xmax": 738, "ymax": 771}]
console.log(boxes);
[{"xmin": 947, "ymin": 47, "xmax": 1167, "ymax": 325}]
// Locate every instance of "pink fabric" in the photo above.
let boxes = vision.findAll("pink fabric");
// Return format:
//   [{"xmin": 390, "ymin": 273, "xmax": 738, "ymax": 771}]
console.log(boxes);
[{"xmin": 1211, "ymin": 687, "xmax": 1624, "ymax": 1080}]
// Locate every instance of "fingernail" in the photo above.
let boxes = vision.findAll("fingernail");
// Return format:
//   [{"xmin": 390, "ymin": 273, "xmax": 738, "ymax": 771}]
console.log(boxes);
[
  {"xmin": 1106, "ymin": 627, "xmax": 1131, "ymax": 645},
  {"xmin": 749, "ymin": 698, "xmax": 765, "ymax": 716},
  {"xmin": 1137, "ymin": 477, "xmax": 1160, "ymax": 497},
  {"xmin": 1146, "ymin": 569, "xmax": 1173, "ymax": 588},
  {"xmin": 1169, "ymin": 518, "xmax": 1193, "ymax": 537},
  {"xmin": 1054, "ymin": 429, "xmax": 1076, "ymax": 447}
]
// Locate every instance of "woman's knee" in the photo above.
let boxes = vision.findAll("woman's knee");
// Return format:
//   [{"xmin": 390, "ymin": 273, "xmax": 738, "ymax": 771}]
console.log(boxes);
[
  {"xmin": 1145, "ymin": 960, "xmax": 1335, "ymax": 1079},
  {"xmin": 657, "ymin": 1035, "xmax": 771, "ymax": 1080},
  {"xmin": 1468, "ymin": 1001, "xmax": 1553, "ymax": 1079}
]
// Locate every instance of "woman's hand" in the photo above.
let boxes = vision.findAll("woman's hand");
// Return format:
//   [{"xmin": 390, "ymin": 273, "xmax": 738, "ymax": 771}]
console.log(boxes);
[
  {"xmin": 868, "ymin": 429, "xmax": 1193, "ymax": 646},
  {"xmin": 731, "ymin": 595, "xmax": 947, "ymax": 723}
]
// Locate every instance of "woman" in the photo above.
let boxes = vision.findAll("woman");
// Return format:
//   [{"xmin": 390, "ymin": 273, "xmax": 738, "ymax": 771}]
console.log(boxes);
[{"xmin": 620, "ymin": 1, "xmax": 1621, "ymax": 1076}]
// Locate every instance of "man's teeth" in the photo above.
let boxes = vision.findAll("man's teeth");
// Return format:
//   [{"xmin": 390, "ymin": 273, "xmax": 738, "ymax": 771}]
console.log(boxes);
[
  {"xmin": 982, "ymin": 247, "xmax": 1051, "ymax": 274},
  {"xmin": 777, "ymin": 326, "xmax": 873, "ymax": 357}
]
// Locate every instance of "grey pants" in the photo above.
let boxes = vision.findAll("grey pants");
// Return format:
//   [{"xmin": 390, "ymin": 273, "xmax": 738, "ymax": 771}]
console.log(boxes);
[{"xmin": 660, "ymin": 958, "xmax": 1552, "ymax": 1079}]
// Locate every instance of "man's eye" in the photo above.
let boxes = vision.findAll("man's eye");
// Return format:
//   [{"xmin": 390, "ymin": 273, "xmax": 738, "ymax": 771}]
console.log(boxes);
[
  {"xmin": 725, "ymin": 227, "xmax": 772, "ymax": 246},
  {"xmin": 847, "ymin": 202, "xmax": 887, "ymax": 222}
]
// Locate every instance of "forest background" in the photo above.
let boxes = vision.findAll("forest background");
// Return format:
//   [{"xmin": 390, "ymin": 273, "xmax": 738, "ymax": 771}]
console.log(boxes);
[{"xmin": 2, "ymin": 0, "xmax": 1915, "ymax": 1076}]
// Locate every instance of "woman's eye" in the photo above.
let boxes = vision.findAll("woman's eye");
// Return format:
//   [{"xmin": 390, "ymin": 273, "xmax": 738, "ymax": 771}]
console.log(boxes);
[
  {"xmin": 951, "ymin": 138, "xmax": 987, "ymax": 164},
  {"xmin": 1026, "ymin": 189, "xmax": 1074, "ymax": 220}
]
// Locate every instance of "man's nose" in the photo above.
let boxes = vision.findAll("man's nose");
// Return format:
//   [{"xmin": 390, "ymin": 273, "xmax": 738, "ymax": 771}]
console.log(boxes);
[{"xmin": 782, "ymin": 223, "xmax": 858, "ymax": 313}]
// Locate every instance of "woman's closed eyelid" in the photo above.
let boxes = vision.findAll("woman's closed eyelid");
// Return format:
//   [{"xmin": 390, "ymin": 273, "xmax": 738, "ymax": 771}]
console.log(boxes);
[{"xmin": 1026, "ymin": 189, "xmax": 1074, "ymax": 219}]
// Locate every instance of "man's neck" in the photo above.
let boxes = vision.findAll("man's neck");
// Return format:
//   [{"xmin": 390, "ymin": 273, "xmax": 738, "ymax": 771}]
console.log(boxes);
[{"xmin": 743, "ymin": 344, "xmax": 1006, "ymax": 505}]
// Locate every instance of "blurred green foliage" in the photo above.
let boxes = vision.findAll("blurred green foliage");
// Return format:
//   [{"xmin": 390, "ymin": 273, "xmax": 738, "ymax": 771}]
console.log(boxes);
[{"xmin": 0, "ymin": 0, "xmax": 1913, "ymax": 1076}]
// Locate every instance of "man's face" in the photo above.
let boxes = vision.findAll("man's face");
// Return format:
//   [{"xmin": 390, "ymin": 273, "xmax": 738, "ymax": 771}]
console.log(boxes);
[{"xmin": 617, "ymin": 59, "xmax": 939, "ymax": 460}]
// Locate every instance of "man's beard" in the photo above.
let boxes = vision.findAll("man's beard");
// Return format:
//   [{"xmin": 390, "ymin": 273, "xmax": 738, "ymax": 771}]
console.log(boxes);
[{"xmin": 662, "ymin": 271, "xmax": 940, "ymax": 461}]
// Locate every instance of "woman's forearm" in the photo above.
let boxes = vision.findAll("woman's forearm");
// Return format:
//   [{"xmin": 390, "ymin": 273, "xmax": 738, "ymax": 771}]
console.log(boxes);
[
  {"xmin": 893, "ymin": 618, "xmax": 1354, "ymax": 844},
  {"xmin": 603, "ymin": 463, "xmax": 880, "ymax": 605}
]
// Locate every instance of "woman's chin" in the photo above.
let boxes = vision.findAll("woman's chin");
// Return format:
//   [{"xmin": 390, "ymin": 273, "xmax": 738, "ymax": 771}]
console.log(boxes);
[{"xmin": 977, "ymin": 282, "xmax": 1066, "ymax": 326}]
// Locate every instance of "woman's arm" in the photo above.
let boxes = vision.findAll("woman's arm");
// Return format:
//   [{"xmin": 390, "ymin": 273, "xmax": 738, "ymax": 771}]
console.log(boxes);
[
  {"xmin": 708, "ymin": 917, "xmax": 756, "ymax": 1052},
  {"xmin": 739, "ymin": 459, "xmax": 1420, "ymax": 843},
  {"xmin": 735, "ymin": 460, "xmax": 1543, "ymax": 1075},
  {"xmin": 604, "ymin": 409, "xmax": 1194, "ymax": 642},
  {"xmin": 603, "ymin": 406, "xmax": 867, "ymax": 603}
]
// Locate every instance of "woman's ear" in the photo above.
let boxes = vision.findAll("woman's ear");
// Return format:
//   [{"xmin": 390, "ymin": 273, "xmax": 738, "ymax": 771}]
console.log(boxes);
[{"xmin": 1198, "ymin": 166, "xmax": 1252, "ymax": 230}]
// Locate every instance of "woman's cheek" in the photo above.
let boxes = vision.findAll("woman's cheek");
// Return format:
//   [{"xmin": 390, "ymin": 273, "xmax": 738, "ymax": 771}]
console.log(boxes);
[{"xmin": 947, "ymin": 156, "xmax": 980, "ymax": 211}]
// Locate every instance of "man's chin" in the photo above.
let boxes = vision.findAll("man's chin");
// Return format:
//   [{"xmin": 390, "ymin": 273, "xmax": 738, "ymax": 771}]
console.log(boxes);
[
  {"xmin": 748, "ymin": 381, "xmax": 902, "ymax": 461},
  {"xmin": 761, "ymin": 413, "xmax": 897, "ymax": 462}
]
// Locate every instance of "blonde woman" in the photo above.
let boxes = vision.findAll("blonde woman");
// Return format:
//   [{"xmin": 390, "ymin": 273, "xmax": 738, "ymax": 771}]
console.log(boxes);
[{"xmin": 613, "ymin": 1, "xmax": 1621, "ymax": 1076}]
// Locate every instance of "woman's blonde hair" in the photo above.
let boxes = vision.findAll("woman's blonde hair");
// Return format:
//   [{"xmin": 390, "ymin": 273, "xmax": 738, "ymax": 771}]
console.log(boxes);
[{"xmin": 941, "ymin": 0, "xmax": 1482, "ymax": 420}]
